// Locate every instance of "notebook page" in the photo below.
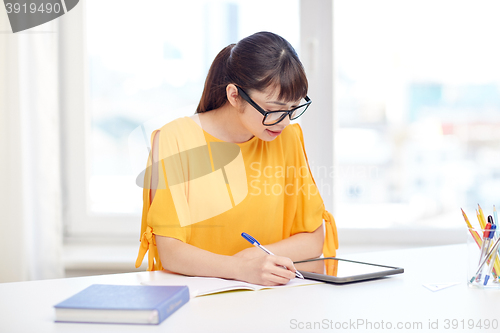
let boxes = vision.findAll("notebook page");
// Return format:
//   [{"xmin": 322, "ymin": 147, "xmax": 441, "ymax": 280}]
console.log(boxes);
[{"xmin": 142, "ymin": 276, "xmax": 323, "ymax": 297}]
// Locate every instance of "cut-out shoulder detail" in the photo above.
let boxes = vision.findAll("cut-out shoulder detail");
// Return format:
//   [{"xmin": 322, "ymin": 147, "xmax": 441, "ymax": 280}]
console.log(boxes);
[
  {"xmin": 189, "ymin": 114, "xmax": 202, "ymax": 127},
  {"xmin": 150, "ymin": 130, "xmax": 160, "ymax": 204}
]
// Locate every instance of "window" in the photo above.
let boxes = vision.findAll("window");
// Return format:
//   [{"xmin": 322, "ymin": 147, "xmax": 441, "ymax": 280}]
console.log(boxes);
[{"xmin": 334, "ymin": 0, "xmax": 500, "ymax": 230}]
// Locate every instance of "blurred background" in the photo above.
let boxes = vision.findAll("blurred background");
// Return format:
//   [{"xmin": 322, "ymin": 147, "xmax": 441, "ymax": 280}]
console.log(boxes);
[{"xmin": 1, "ymin": 0, "xmax": 500, "ymax": 282}]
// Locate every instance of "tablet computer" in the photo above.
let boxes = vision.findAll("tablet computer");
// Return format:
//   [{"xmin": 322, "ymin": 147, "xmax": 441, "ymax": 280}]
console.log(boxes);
[{"xmin": 293, "ymin": 257, "xmax": 404, "ymax": 284}]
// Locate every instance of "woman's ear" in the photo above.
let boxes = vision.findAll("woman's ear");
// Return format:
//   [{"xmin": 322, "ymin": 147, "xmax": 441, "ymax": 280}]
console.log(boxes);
[{"xmin": 226, "ymin": 84, "xmax": 240, "ymax": 108}]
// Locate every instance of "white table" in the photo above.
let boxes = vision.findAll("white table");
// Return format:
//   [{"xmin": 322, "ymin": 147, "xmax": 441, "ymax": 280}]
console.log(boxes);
[{"xmin": 1, "ymin": 244, "xmax": 499, "ymax": 333}]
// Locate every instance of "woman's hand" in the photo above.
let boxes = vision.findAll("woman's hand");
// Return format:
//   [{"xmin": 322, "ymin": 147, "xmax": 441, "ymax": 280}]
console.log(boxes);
[{"xmin": 234, "ymin": 254, "xmax": 297, "ymax": 286}]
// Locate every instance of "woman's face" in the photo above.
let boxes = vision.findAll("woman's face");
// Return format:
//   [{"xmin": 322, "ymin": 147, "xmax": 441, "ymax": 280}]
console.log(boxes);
[{"xmin": 237, "ymin": 85, "xmax": 301, "ymax": 142}]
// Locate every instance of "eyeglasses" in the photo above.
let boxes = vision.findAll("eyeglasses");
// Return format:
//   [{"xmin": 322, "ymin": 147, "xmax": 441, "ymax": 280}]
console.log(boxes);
[{"xmin": 236, "ymin": 86, "xmax": 311, "ymax": 126}]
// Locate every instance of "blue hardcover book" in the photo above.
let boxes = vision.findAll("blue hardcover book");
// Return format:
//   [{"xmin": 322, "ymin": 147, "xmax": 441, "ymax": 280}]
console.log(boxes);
[{"xmin": 54, "ymin": 284, "xmax": 189, "ymax": 325}]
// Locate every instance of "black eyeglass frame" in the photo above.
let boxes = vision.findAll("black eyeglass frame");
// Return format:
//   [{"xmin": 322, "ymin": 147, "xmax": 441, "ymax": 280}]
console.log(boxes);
[{"xmin": 236, "ymin": 86, "xmax": 312, "ymax": 126}]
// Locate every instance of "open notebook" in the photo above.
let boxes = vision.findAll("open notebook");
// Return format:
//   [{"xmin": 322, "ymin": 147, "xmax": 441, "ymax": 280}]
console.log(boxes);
[{"xmin": 142, "ymin": 276, "xmax": 323, "ymax": 297}]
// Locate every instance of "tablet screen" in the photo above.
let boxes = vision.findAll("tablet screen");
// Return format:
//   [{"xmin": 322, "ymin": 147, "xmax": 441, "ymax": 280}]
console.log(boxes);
[{"xmin": 294, "ymin": 258, "xmax": 400, "ymax": 278}]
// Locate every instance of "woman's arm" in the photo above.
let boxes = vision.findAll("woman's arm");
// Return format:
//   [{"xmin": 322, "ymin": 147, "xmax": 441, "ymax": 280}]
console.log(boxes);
[
  {"xmin": 234, "ymin": 224, "xmax": 324, "ymax": 262},
  {"xmin": 155, "ymin": 235, "xmax": 297, "ymax": 286}
]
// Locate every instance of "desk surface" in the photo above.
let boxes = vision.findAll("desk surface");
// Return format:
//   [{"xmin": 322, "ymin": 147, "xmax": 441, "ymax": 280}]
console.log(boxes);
[{"xmin": 1, "ymin": 244, "xmax": 499, "ymax": 333}]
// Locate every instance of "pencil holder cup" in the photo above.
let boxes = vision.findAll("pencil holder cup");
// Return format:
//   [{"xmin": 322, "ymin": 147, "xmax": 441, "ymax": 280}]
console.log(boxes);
[{"xmin": 467, "ymin": 227, "xmax": 500, "ymax": 289}]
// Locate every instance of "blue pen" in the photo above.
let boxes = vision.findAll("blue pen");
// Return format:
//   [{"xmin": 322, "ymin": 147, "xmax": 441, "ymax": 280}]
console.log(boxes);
[
  {"xmin": 484, "ymin": 216, "xmax": 498, "ymax": 285},
  {"xmin": 476, "ymin": 219, "xmax": 494, "ymax": 282},
  {"xmin": 241, "ymin": 232, "xmax": 304, "ymax": 279},
  {"xmin": 494, "ymin": 207, "xmax": 500, "ymax": 281}
]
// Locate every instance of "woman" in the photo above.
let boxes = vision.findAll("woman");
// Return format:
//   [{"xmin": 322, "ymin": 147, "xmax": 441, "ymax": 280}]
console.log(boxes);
[{"xmin": 135, "ymin": 31, "xmax": 338, "ymax": 286}]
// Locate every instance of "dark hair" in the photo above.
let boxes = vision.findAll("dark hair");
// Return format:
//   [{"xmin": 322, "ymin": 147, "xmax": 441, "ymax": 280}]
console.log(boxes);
[{"xmin": 196, "ymin": 31, "xmax": 308, "ymax": 113}]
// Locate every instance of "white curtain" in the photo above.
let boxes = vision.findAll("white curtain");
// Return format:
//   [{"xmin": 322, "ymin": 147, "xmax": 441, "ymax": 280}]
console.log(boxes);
[{"xmin": 0, "ymin": 15, "xmax": 64, "ymax": 282}]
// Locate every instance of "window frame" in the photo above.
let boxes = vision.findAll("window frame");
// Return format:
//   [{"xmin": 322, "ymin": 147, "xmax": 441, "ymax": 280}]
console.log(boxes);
[{"xmin": 59, "ymin": 1, "xmax": 138, "ymax": 241}]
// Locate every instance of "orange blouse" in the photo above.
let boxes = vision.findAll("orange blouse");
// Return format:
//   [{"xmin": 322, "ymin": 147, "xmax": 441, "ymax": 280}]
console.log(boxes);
[{"xmin": 136, "ymin": 115, "xmax": 338, "ymax": 271}]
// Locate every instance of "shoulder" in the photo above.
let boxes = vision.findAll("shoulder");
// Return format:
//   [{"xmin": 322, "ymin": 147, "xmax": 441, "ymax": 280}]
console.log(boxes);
[
  {"xmin": 154, "ymin": 116, "xmax": 206, "ymax": 153},
  {"xmin": 157, "ymin": 116, "xmax": 196, "ymax": 134},
  {"xmin": 274, "ymin": 123, "xmax": 309, "ymax": 163},
  {"xmin": 281, "ymin": 123, "xmax": 307, "ymax": 164},
  {"xmin": 280, "ymin": 123, "xmax": 306, "ymax": 147},
  {"xmin": 153, "ymin": 116, "xmax": 203, "ymax": 142}
]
